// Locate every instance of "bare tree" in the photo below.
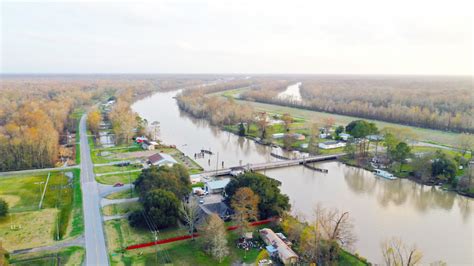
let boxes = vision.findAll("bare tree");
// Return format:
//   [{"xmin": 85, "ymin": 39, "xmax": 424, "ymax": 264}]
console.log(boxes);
[
  {"xmin": 199, "ymin": 214, "xmax": 229, "ymax": 263},
  {"xmin": 458, "ymin": 133, "xmax": 474, "ymax": 156},
  {"xmin": 179, "ymin": 198, "xmax": 200, "ymax": 240},
  {"xmin": 381, "ymin": 237, "xmax": 423, "ymax": 266},
  {"xmin": 313, "ymin": 204, "xmax": 356, "ymax": 249}
]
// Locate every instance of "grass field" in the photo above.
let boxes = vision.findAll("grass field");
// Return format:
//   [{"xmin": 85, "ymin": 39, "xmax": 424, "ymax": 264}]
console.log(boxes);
[
  {"xmin": 96, "ymin": 171, "xmax": 141, "ymax": 185},
  {"xmin": 0, "ymin": 208, "xmax": 58, "ymax": 251},
  {"xmin": 9, "ymin": 246, "xmax": 85, "ymax": 266},
  {"xmin": 91, "ymin": 143, "xmax": 143, "ymax": 164},
  {"xmin": 103, "ymin": 202, "xmax": 141, "ymax": 216},
  {"xmin": 105, "ymin": 189, "xmax": 139, "ymax": 200},
  {"xmin": 94, "ymin": 164, "xmax": 142, "ymax": 174},
  {"xmin": 0, "ymin": 169, "xmax": 83, "ymax": 251}
]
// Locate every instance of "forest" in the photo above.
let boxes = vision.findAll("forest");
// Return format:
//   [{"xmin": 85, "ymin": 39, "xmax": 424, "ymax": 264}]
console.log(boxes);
[
  {"xmin": 0, "ymin": 75, "xmax": 210, "ymax": 171},
  {"xmin": 241, "ymin": 75, "xmax": 473, "ymax": 133}
]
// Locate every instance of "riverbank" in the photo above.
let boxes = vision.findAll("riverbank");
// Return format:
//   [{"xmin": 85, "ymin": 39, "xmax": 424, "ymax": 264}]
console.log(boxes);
[
  {"xmin": 339, "ymin": 155, "xmax": 473, "ymax": 198},
  {"xmin": 218, "ymin": 87, "xmax": 465, "ymax": 148}
]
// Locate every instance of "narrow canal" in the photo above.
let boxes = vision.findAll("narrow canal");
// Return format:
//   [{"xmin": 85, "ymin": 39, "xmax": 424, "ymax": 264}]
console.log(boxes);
[{"xmin": 132, "ymin": 90, "xmax": 473, "ymax": 264}]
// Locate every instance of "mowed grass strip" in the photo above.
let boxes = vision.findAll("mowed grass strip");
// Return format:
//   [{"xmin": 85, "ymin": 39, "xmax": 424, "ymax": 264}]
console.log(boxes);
[
  {"xmin": 9, "ymin": 246, "xmax": 85, "ymax": 266},
  {"xmin": 94, "ymin": 164, "xmax": 142, "ymax": 174},
  {"xmin": 96, "ymin": 171, "xmax": 141, "ymax": 185},
  {"xmin": 105, "ymin": 189, "xmax": 139, "ymax": 200}
]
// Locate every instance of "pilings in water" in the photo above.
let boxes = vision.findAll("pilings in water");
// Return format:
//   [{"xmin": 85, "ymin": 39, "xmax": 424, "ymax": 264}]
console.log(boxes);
[
  {"xmin": 303, "ymin": 163, "xmax": 328, "ymax": 173},
  {"xmin": 270, "ymin": 152, "xmax": 290, "ymax": 160}
]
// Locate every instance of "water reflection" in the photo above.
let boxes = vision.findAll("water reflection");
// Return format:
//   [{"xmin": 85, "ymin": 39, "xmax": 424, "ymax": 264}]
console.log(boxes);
[
  {"xmin": 133, "ymin": 90, "xmax": 473, "ymax": 265},
  {"xmin": 264, "ymin": 163, "xmax": 473, "ymax": 264}
]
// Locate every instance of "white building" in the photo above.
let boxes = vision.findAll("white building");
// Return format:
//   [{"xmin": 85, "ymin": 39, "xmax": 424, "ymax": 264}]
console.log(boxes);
[
  {"xmin": 272, "ymin": 133, "xmax": 285, "ymax": 139},
  {"xmin": 339, "ymin": 133, "xmax": 351, "ymax": 141},
  {"xmin": 318, "ymin": 141, "xmax": 346, "ymax": 150}
]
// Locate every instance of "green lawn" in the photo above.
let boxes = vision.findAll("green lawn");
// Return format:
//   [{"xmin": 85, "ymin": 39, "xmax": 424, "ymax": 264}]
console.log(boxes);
[
  {"xmin": 103, "ymin": 202, "xmax": 141, "ymax": 216},
  {"xmin": 91, "ymin": 144, "xmax": 143, "ymax": 164},
  {"xmin": 8, "ymin": 246, "xmax": 85, "ymax": 266},
  {"xmin": 94, "ymin": 164, "xmax": 142, "ymax": 174},
  {"xmin": 96, "ymin": 171, "xmax": 141, "ymax": 185},
  {"xmin": 105, "ymin": 189, "xmax": 139, "ymax": 200}
]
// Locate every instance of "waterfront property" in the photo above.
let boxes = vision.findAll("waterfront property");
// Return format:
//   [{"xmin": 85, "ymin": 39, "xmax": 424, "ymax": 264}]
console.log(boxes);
[
  {"xmin": 260, "ymin": 228, "xmax": 298, "ymax": 265},
  {"xmin": 204, "ymin": 178, "xmax": 231, "ymax": 194},
  {"xmin": 141, "ymin": 140, "xmax": 158, "ymax": 150},
  {"xmin": 147, "ymin": 153, "xmax": 177, "ymax": 167},
  {"xmin": 318, "ymin": 141, "xmax": 346, "ymax": 149}
]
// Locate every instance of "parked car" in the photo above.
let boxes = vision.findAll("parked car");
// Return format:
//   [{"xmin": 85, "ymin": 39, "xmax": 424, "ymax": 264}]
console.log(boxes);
[{"xmin": 113, "ymin": 182, "xmax": 124, "ymax": 187}]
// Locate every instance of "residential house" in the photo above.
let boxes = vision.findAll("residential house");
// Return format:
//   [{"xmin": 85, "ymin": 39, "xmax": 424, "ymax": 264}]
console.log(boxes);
[
  {"xmin": 318, "ymin": 141, "xmax": 346, "ymax": 149},
  {"xmin": 272, "ymin": 133, "xmax": 285, "ymax": 139},
  {"xmin": 142, "ymin": 140, "xmax": 158, "ymax": 150},
  {"xmin": 199, "ymin": 201, "xmax": 232, "ymax": 221},
  {"xmin": 260, "ymin": 228, "xmax": 298, "ymax": 265},
  {"xmin": 339, "ymin": 133, "xmax": 351, "ymax": 141},
  {"xmin": 205, "ymin": 178, "xmax": 231, "ymax": 194},
  {"xmin": 148, "ymin": 153, "xmax": 177, "ymax": 167},
  {"xmin": 290, "ymin": 133, "xmax": 305, "ymax": 141}
]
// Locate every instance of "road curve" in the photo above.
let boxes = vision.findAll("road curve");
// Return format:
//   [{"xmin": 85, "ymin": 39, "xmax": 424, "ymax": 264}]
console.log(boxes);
[{"xmin": 80, "ymin": 114, "xmax": 109, "ymax": 265}]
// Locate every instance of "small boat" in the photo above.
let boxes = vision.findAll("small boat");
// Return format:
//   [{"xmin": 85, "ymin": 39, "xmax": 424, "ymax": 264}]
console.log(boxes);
[{"xmin": 374, "ymin": 169, "xmax": 396, "ymax": 180}]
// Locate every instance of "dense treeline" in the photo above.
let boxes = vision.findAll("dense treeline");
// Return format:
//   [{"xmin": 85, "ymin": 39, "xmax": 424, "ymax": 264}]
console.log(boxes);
[
  {"xmin": 240, "ymin": 79, "xmax": 292, "ymax": 102},
  {"xmin": 242, "ymin": 76, "xmax": 473, "ymax": 133},
  {"xmin": 176, "ymin": 90, "xmax": 254, "ymax": 126},
  {"xmin": 0, "ymin": 76, "xmax": 210, "ymax": 171}
]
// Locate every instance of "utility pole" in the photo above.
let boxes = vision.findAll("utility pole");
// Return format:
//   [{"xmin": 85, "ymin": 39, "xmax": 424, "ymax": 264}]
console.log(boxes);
[{"xmin": 215, "ymin": 152, "xmax": 219, "ymax": 176}]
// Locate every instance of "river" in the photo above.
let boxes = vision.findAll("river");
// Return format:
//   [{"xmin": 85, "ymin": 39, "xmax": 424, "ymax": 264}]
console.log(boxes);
[
  {"xmin": 132, "ymin": 90, "xmax": 473, "ymax": 264},
  {"xmin": 278, "ymin": 82, "xmax": 302, "ymax": 102}
]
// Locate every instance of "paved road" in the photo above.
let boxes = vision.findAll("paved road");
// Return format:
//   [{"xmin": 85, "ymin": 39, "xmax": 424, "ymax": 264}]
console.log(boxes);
[
  {"xmin": 79, "ymin": 115, "xmax": 109, "ymax": 265},
  {"xmin": 0, "ymin": 165, "xmax": 78, "ymax": 177}
]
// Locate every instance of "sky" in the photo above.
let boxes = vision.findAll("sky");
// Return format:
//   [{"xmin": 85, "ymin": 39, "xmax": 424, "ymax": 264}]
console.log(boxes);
[{"xmin": 1, "ymin": 0, "xmax": 472, "ymax": 75}]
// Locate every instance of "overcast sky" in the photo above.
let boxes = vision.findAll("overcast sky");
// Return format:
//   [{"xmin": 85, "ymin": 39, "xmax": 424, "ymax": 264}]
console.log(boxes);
[{"xmin": 1, "ymin": 0, "xmax": 472, "ymax": 75}]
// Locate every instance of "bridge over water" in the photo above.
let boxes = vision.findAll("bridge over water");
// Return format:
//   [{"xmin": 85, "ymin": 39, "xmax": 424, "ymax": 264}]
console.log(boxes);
[{"xmin": 198, "ymin": 153, "xmax": 346, "ymax": 178}]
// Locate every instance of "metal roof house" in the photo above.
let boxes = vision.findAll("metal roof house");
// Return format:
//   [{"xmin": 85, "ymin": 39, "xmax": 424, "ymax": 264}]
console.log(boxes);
[
  {"xmin": 205, "ymin": 178, "xmax": 231, "ymax": 194},
  {"xmin": 147, "ymin": 153, "xmax": 177, "ymax": 167},
  {"xmin": 260, "ymin": 228, "xmax": 298, "ymax": 265},
  {"xmin": 318, "ymin": 141, "xmax": 346, "ymax": 150}
]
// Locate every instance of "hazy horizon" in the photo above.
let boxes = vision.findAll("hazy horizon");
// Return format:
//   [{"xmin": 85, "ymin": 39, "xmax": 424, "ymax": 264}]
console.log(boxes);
[{"xmin": 1, "ymin": 0, "xmax": 472, "ymax": 75}]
